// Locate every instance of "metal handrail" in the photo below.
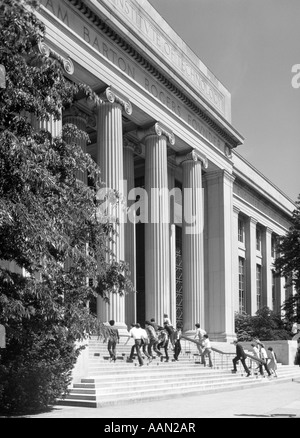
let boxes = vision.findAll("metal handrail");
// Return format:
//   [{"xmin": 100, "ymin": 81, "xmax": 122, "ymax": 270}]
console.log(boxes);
[{"xmin": 180, "ymin": 335, "xmax": 236, "ymax": 370}]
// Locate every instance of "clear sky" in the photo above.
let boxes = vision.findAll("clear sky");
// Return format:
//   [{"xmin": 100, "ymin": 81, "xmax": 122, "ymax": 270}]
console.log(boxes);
[{"xmin": 148, "ymin": 0, "xmax": 300, "ymax": 203}]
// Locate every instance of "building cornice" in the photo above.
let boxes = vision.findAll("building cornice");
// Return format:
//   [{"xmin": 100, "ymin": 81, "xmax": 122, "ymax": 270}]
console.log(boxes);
[{"xmin": 66, "ymin": 0, "xmax": 243, "ymax": 149}]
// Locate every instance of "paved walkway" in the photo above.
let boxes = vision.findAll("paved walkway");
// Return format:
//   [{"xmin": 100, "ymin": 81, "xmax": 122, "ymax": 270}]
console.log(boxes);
[{"xmin": 15, "ymin": 379, "xmax": 300, "ymax": 419}]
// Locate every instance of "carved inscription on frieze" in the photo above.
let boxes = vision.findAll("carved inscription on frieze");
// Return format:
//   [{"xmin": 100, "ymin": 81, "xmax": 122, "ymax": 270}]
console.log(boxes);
[{"xmin": 41, "ymin": 0, "xmax": 225, "ymax": 151}]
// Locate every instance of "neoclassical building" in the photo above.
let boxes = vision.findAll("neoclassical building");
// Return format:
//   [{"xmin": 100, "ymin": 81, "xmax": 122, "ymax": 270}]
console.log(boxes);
[{"xmin": 28, "ymin": 0, "xmax": 295, "ymax": 341}]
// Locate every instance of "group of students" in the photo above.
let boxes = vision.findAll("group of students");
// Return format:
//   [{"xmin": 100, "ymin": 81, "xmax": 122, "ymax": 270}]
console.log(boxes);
[
  {"xmin": 106, "ymin": 316, "xmax": 214, "ymax": 368},
  {"xmin": 232, "ymin": 338, "xmax": 278, "ymax": 378},
  {"xmin": 124, "ymin": 314, "xmax": 182, "ymax": 367},
  {"xmin": 104, "ymin": 320, "xmax": 279, "ymax": 377}
]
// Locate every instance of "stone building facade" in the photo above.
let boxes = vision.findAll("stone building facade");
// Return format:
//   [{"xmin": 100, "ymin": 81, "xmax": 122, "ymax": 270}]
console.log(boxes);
[{"xmin": 21, "ymin": 0, "xmax": 295, "ymax": 341}]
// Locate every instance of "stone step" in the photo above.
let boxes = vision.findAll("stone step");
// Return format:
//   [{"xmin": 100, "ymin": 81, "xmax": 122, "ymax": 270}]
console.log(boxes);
[
  {"xmin": 75, "ymin": 369, "xmax": 299, "ymax": 390},
  {"xmin": 80, "ymin": 368, "xmax": 230, "ymax": 381},
  {"xmin": 58, "ymin": 336, "xmax": 300, "ymax": 408},
  {"xmin": 70, "ymin": 376, "xmax": 260, "ymax": 395},
  {"xmin": 85, "ymin": 365, "xmax": 228, "ymax": 375},
  {"xmin": 58, "ymin": 370, "xmax": 300, "ymax": 408}
]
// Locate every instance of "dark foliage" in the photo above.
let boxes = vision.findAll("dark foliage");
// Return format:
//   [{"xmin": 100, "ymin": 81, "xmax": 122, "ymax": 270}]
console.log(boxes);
[
  {"xmin": 235, "ymin": 306, "xmax": 292, "ymax": 341},
  {"xmin": 0, "ymin": 0, "xmax": 132, "ymax": 414},
  {"xmin": 275, "ymin": 195, "xmax": 300, "ymax": 325}
]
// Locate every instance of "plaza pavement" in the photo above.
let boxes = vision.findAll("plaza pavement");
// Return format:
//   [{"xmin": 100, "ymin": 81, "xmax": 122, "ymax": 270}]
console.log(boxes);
[{"xmin": 15, "ymin": 378, "xmax": 300, "ymax": 419}]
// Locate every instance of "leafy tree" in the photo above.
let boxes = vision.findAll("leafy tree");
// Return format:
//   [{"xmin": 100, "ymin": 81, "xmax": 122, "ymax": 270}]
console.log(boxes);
[
  {"xmin": 274, "ymin": 195, "xmax": 300, "ymax": 325},
  {"xmin": 235, "ymin": 307, "xmax": 291, "ymax": 341},
  {"xmin": 0, "ymin": 0, "xmax": 132, "ymax": 414}
]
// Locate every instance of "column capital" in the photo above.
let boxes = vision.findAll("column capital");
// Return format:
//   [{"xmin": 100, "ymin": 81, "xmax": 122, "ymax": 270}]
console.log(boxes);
[
  {"xmin": 100, "ymin": 86, "xmax": 132, "ymax": 115},
  {"xmin": 176, "ymin": 149, "xmax": 208, "ymax": 169},
  {"xmin": 123, "ymin": 137, "xmax": 135, "ymax": 152},
  {"xmin": 137, "ymin": 122, "xmax": 175, "ymax": 146},
  {"xmin": 63, "ymin": 105, "xmax": 96, "ymax": 129},
  {"xmin": 38, "ymin": 40, "xmax": 74, "ymax": 75},
  {"xmin": 123, "ymin": 137, "xmax": 142, "ymax": 155},
  {"xmin": 266, "ymin": 226, "xmax": 273, "ymax": 235}
]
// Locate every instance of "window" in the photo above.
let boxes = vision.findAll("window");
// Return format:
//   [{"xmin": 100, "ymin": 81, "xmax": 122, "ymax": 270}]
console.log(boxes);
[
  {"xmin": 256, "ymin": 264, "xmax": 262, "ymax": 309},
  {"xmin": 239, "ymin": 257, "xmax": 246, "ymax": 313},
  {"xmin": 238, "ymin": 218, "xmax": 245, "ymax": 243},
  {"xmin": 256, "ymin": 228, "xmax": 261, "ymax": 252}
]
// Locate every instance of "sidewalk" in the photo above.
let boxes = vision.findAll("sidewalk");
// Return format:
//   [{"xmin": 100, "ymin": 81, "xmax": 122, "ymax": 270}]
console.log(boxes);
[{"xmin": 18, "ymin": 379, "xmax": 300, "ymax": 418}]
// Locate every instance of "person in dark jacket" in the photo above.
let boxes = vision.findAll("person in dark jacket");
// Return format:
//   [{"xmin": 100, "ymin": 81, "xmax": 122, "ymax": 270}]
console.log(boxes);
[{"xmin": 232, "ymin": 339, "xmax": 251, "ymax": 377}]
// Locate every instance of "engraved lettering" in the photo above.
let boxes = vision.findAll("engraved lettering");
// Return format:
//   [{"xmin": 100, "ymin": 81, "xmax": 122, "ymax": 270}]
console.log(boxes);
[
  {"xmin": 92, "ymin": 36, "xmax": 100, "ymax": 51},
  {"xmin": 57, "ymin": 5, "xmax": 69, "ymax": 25},
  {"xmin": 83, "ymin": 26, "xmax": 90, "ymax": 44},
  {"xmin": 45, "ymin": 0, "xmax": 54, "ymax": 14}
]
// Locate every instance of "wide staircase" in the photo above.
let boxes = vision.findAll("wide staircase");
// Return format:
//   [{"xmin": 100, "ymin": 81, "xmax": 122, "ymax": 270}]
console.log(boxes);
[{"xmin": 57, "ymin": 336, "xmax": 300, "ymax": 408}]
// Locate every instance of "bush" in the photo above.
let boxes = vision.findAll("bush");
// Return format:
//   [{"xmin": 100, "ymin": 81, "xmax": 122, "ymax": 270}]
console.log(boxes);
[
  {"xmin": 0, "ymin": 331, "xmax": 80, "ymax": 414},
  {"xmin": 235, "ymin": 306, "xmax": 292, "ymax": 341}
]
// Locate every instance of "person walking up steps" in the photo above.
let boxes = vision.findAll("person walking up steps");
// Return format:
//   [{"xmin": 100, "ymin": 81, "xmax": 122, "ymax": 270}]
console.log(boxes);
[
  {"xmin": 140, "ymin": 325, "xmax": 152, "ymax": 363},
  {"xmin": 163, "ymin": 314, "xmax": 175, "ymax": 348},
  {"xmin": 145, "ymin": 321, "xmax": 162, "ymax": 359},
  {"xmin": 232, "ymin": 339, "xmax": 251, "ymax": 377},
  {"xmin": 125, "ymin": 323, "xmax": 136, "ymax": 362},
  {"xmin": 257, "ymin": 342, "xmax": 272, "ymax": 377},
  {"xmin": 125, "ymin": 323, "xmax": 144, "ymax": 367},
  {"xmin": 173, "ymin": 325, "xmax": 182, "ymax": 361},
  {"xmin": 267, "ymin": 347, "xmax": 278, "ymax": 377},
  {"xmin": 201, "ymin": 334, "xmax": 213, "ymax": 368},
  {"xmin": 107, "ymin": 320, "xmax": 119, "ymax": 362},
  {"xmin": 158, "ymin": 326, "xmax": 169, "ymax": 362},
  {"xmin": 250, "ymin": 342, "xmax": 263, "ymax": 376},
  {"xmin": 194, "ymin": 323, "xmax": 206, "ymax": 364}
]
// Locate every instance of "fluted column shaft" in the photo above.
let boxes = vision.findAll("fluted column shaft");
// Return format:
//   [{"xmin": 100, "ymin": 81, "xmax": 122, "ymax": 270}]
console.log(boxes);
[
  {"xmin": 144, "ymin": 132, "xmax": 170, "ymax": 325},
  {"xmin": 168, "ymin": 166, "xmax": 177, "ymax": 328},
  {"xmin": 181, "ymin": 155, "xmax": 205, "ymax": 333},
  {"xmin": 232, "ymin": 206, "xmax": 240, "ymax": 313},
  {"xmin": 123, "ymin": 141, "xmax": 136, "ymax": 326},
  {"xmin": 30, "ymin": 113, "xmax": 62, "ymax": 138},
  {"xmin": 96, "ymin": 101, "xmax": 125, "ymax": 325}
]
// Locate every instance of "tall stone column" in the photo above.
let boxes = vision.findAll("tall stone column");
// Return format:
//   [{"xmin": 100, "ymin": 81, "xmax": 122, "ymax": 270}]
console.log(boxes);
[
  {"xmin": 123, "ymin": 138, "xmax": 137, "ymax": 326},
  {"xmin": 177, "ymin": 150, "xmax": 207, "ymax": 334},
  {"xmin": 168, "ymin": 165, "xmax": 177, "ymax": 327},
  {"xmin": 96, "ymin": 87, "xmax": 132, "ymax": 329},
  {"xmin": 245, "ymin": 217, "xmax": 258, "ymax": 315},
  {"xmin": 138, "ymin": 123, "xmax": 175, "ymax": 326},
  {"xmin": 204, "ymin": 170, "xmax": 236, "ymax": 341},
  {"xmin": 232, "ymin": 206, "xmax": 241, "ymax": 313},
  {"xmin": 262, "ymin": 227, "xmax": 273, "ymax": 309}
]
